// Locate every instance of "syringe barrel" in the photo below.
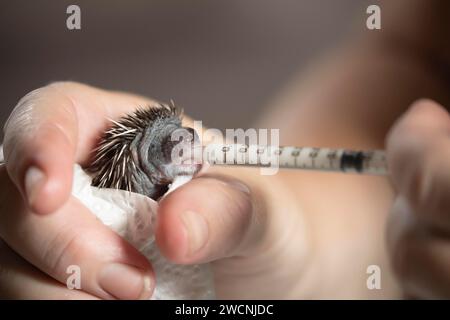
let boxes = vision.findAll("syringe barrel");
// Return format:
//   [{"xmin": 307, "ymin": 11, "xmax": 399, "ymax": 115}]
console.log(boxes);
[{"xmin": 201, "ymin": 144, "xmax": 388, "ymax": 176}]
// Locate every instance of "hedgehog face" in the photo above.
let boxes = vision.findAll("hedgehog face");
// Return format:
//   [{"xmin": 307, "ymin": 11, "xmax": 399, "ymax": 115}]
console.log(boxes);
[
  {"xmin": 136, "ymin": 116, "xmax": 201, "ymax": 184},
  {"xmin": 160, "ymin": 127, "xmax": 202, "ymax": 180}
]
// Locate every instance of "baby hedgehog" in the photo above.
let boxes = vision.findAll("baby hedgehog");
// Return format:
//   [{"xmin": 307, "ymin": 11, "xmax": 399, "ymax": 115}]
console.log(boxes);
[{"xmin": 88, "ymin": 103, "xmax": 201, "ymax": 200}]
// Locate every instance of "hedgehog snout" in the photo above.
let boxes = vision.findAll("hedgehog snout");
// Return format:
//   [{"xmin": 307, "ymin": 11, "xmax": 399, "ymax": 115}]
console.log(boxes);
[{"xmin": 160, "ymin": 127, "xmax": 202, "ymax": 179}]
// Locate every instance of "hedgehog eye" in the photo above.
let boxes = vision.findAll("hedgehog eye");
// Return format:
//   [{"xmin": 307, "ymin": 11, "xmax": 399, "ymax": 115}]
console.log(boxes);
[
  {"xmin": 161, "ymin": 135, "xmax": 179, "ymax": 162},
  {"xmin": 162, "ymin": 131, "xmax": 185, "ymax": 163}
]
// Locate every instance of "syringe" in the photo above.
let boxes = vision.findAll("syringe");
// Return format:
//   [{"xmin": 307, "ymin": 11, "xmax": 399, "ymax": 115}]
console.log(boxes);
[
  {"xmin": 199, "ymin": 144, "xmax": 388, "ymax": 176},
  {"xmin": 0, "ymin": 144, "xmax": 388, "ymax": 175}
]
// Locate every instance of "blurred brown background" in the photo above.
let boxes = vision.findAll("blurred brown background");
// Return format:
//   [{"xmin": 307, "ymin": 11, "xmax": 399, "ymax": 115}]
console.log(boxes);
[{"xmin": 0, "ymin": 0, "xmax": 375, "ymax": 141}]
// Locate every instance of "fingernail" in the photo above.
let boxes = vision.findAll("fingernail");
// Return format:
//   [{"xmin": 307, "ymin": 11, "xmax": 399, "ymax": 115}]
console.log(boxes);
[
  {"xmin": 99, "ymin": 263, "xmax": 153, "ymax": 300},
  {"xmin": 24, "ymin": 166, "xmax": 46, "ymax": 207},
  {"xmin": 181, "ymin": 210, "xmax": 209, "ymax": 256},
  {"xmin": 227, "ymin": 181, "xmax": 250, "ymax": 194}
]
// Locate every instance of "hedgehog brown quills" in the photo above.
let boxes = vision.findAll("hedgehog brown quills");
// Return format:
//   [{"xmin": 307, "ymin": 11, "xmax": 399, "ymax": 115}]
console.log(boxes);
[{"xmin": 88, "ymin": 103, "xmax": 201, "ymax": 200}]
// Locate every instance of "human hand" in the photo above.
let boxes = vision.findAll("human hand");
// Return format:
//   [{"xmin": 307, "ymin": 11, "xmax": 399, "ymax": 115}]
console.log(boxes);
[
  {"xmin": 0, "ymin": 82, "xmax": 307, "ymax": 299},
  {"xmin": 387, "ymin": 99, "xmax": 450, "ymax": 298},
  {"xmin": 0, "ymin": 82, "xmax": 160, "ymax": 299}
]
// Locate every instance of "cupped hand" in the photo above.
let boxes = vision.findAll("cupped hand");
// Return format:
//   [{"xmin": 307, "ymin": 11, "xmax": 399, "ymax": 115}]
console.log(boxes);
[{"xmin": 0, "ymin": 82, "xmax": 307, "ymax": 299}]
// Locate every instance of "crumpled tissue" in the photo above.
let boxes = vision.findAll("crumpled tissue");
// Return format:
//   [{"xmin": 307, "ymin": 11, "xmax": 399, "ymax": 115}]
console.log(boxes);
[{"xmin": 71, "ymin": 164, "xmax": 215, "ymax": 300}]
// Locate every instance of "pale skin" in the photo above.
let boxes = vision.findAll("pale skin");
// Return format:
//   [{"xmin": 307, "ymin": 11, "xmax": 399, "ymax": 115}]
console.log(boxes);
[{"xmin": 1, "ymin": 1, "xmax": 450, "ymax": 299}]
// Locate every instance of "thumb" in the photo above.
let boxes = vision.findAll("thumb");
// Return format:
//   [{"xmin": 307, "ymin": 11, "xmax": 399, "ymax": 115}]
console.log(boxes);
[
  {"xmin": 3, "ymin": 84, "xmax": 78, "ymax": 214},
  {"xmin": 156, "ymin": 171, "xmax": 271, "ymax": 264},
  {"xmin": 386, "ymin": 99, "xmax": 450, "ymax": 229}
]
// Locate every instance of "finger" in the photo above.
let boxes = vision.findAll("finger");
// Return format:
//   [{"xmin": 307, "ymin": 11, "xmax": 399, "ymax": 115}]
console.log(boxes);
[
  {"xmin": 0, "ymin": 168, "xmax": 154, "ymax": 300},
  {"xmin": 0, "ymin": 239, "xmax": 98, "ymax": 300},
  {"xmin": 156, "ymin": 171, "xmax": 269, "ymax": 264},
  {"xmin": 3, "ymin": 84, "xmax": 79, "ymax": 214},
  {"xmin": 386, "ymin": 99, "xmax": 450, "ymax": 230},
  {"xmin": 3, "ymin": 82, "xmax": 157, "ymax": 215},
  {"xmin": 387, "ymin": 197, "xmax": 450, "ymax": 299}
]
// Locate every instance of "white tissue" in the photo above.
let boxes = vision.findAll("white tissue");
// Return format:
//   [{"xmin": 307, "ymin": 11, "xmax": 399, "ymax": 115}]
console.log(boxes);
[{"xmin": 71, "ymin": 164, "xmax": 215, "ymax": 300}]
